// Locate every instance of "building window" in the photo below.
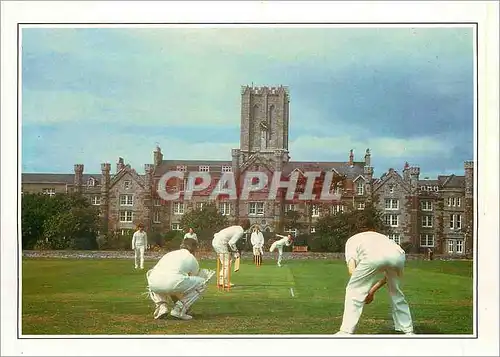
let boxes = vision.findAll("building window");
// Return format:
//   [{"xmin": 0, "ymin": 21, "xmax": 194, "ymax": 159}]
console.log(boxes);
[
  {"xmin": 420, "ymin": 234, "xmax": 435, "ymax": 247},
  {"xmin": 42, "ymin": 188, "xmax": 56, "ymax": 197},
  {"xmin": 385, "ymin": 199, "xmax": 399, "ymax": 210},
  {"xmin": 422, "ymin": 215, "xmax": 433, "ymax": 228},
  {"xmin": 120, "ymin": 211, "xmax": 133, "ymax": 222},
  {"xmin": 448, "ymin": 240, "xmax": 454, "ymax": 254},
  {"xmin": 176, "ymin": 165, "xmax": 187, "ymax": 172},
  {"xmin": 285, "ymin": 204, "xmax": 295, "ymax": 212},
  {"xmin": 196, "ymin": 202, "xmax": 205, "ymax": 210},
  {"xmin": 120, "ymin": 194, "xmax": 133, "ymax": 206},
  {"xmin": 91, "ymin": 196, "xmax": 101, "ymax": 205},
  {"xmin": 171, "ymin": 223, "xmax": 182, "ymax": 231},
  {"xmin": 384, "ymin": 214, "xmax": 399, "ymax": 227},
  {"xmin": 121, "ymin": 229, "xmax": 132, "ymax": 236},
  {"xmin": 356, "ymin": 181, "xmax": 364, "ymax": 195},
  {"xmin": 199, "ymin": 165, "xmax": 210, "ymax": 172},
  {"xmin": 388, "ymin": 184, "xmax": 394, "ymax": 194},
  {"xmin": 448, "ymin": 197, "xmax": 461, "ymax": 207},
  {"xmin": 357, "ymin": 202, "xmax": 365, "ymax": 210},
  {"xmin": 456, "ymin": 240, "xmax": 464, "ymax": 254},
  {"xmin": 179, "ymin": 177, "xmax": 188, "ymax": 192},
  {"xmin": 219, "ymin": 202, "xmax": 231, "ymax": 216},
  {"xmin": 154, "ymin": 198, "xmax": 161, "ymax": 206},
  {"xmin": 310, "ymin": 227, "xmax": 316, "ymax": 233},
  {"xmin": 456, "ymin": 197, "xmax": 461, "ymax": 207},
  {"xmin": 450, "ymin": 214, "xmax": 462, "ymax": 230},
  {"xmin": 284, "ymin": 227, "xmax": 298, "ymax": 237},
  {"xmin": 433, "ymin": 186, "xmax": 439, "ymax": 192},
  {"xmin": 389, "ymin": 233, "xmax": 400, "ymax": 245},
  {"xmin": 249, "ymin": 202, "xmax": 264, "ymax": 216},
  {"xmin": 153, "ymin": 211, "xmax": 160, "ymax": 223},
  {"xmin": 124, "ymin": 180, "xmax": 131, "ymax": 190},
  {"xmin": 87, "ymin": 177, "xmax": 96, "ymax": 187},
  {"xmin": 312, "ymin": 204, "xmax": 320, "ymax": 217},
  {"xmin": 421, "ymin": 201, "xmax": 433, "ymax": 211},
  {"xmin": 221, "ymin": 165, "xmax": 233, "ymax": 173},
  {"xmin": 173, "ymin": 202, "xmax": 185, "ymax": 215},
  {"xmin": 332, "ymin": 205, "xmax": 344, "ymax": 214}
]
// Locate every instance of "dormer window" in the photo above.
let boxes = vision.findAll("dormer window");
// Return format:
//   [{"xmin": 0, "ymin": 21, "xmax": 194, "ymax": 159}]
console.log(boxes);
[{"xmin": 87, "ymin": 177, "xmax": 96, "ymax": 187}]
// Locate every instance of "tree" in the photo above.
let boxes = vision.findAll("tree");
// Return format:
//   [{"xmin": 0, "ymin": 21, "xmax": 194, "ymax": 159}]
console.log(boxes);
[
  {"xmin": 179, "ymin": 202, "xmax": 229, "ymax": 247},
  {"xmin": 22, "ymin": 193, "xmax": 100, "ymax": 250},
  {"xmin": 314, "ymin": 203, "xmax": 390, "ymax": 252}
]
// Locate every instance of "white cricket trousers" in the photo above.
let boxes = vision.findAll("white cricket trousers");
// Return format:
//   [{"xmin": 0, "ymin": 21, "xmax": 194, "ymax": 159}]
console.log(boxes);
[
  {"xmin": 212, "ymin": 241, "xmax": 231, "ymax": 286},
  {"xmin": 146, "ymin": 269, "xmax": 207, "ymax": 314},
  {"xmin": 269, "ymin": 242, "xmax": 284, "ymax": 265},
  {"xmin": 134, "ymin": 246, "xmax": 145, "ymax": 269},
  {"xmin": 339, "ymin": 252, "xmax": 414, "ymax": 334}
]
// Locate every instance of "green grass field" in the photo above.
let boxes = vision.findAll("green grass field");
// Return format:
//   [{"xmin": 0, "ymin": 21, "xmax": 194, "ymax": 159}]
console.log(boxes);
[{"xmin": 21, "ymin": 257, "xmax": 473, "ymax": 335}]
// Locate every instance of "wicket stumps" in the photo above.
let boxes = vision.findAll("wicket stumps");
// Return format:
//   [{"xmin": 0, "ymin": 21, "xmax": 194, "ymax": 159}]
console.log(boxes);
[
  {"xmin": 255, "ymin": 254, "xmax": 262, "ymax": 267},
  {"xmin": 216, "ymin": 253, "xmax": 231, "ymax": 291}
]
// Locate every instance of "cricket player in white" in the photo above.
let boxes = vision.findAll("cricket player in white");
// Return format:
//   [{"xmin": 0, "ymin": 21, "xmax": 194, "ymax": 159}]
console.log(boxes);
[
  {"xmin": 250, "ymin": 226, "xmax": 265, "ymax": 264},
  {"xmin": 212, "ymin": 225, "xmax": 245, "ymax": 287},
  {"xmin": 146, "ymin": 238, "xmax": 214, "ymax": 320},
  {"xmin": 269, "ymin": 234, "xmax": 293, "ymax": 267},
  {"xmin": 336, "ymin": 231, "xmax": 414, "ymax": 335},
  {"xmin": 131, "ymin": 224, "xmax": 148, "ymax": 270},
  {"xmin": 184, "ymin": 227, "xmax": 198, "ymax": 242}
]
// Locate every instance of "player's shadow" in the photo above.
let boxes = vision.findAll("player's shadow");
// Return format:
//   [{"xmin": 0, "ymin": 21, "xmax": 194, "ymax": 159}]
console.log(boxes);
[{"xmin": 376, "ymin": 324, "xmax": 443, "ymax": 335}]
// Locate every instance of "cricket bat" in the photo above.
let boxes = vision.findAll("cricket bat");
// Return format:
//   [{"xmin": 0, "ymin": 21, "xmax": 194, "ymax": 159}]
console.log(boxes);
[{"xmin": 234, "ymin": 257, "xmax": 240, "ymax": 272}]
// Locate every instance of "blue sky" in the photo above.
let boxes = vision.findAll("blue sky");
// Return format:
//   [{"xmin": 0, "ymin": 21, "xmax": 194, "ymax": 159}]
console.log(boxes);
[{"xmin": 21, "ymin": 26, "xmax": 474, "ymax": 179}]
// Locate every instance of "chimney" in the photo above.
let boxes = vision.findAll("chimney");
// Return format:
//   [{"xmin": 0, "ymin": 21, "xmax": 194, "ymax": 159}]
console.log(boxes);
[
  {"xmin": 364, "ymin": 148, "xmax": 371, "ymax": 167},
  {"xmin": 348, "ymin": 149, "xmax": 354, "ymax": 166},
  {"xmin": 154, "ymin": 145, "xmax": 163, "ymax": 167},
  {"xmin": 74, "ymin": 164, "xmax": 84, "ymax": 193},
  {"xmin": 403, "ymin": 161, "xmax": 410, "ymax": 182},
  {"xmin": 117, "ymin": 157, "xmax": 125, "ymax": 173}
]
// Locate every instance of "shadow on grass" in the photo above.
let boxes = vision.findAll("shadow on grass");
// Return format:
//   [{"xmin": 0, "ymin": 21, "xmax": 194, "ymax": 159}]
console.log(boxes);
[{"xmin": 376, "ymin": 323, "xmax": 443, "ymax": 335}]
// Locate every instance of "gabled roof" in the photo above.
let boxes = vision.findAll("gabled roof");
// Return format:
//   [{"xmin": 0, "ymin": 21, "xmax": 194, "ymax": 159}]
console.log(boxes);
[
  {"xmin": 109, "ymin": 167, "xmax": 146, "ymax": 189},
  {"xmin": 438, "ymin": 175, "xmax": 465, "ymax": 188},
  {"xmin": 282, "ymin": 161, "xmax": 364, "ymax": 179},
  {"xmin": 373, "ymin": 169, "xmax": 410, "ymax": 194}
]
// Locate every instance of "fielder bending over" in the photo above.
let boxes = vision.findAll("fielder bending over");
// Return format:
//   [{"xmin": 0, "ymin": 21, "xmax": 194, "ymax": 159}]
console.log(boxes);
[
  {"xmin": 336, "ymin": 231, "xmax": 415, "ymax": 335},
  {"xmin": 146, "ymin": 238, "xmax": 215, "ymax": 320},
  {"xmin": 250, "ymin": 226, "xmax": 265, "ymax": 265},
  {"xmin": 269, "ymin": 234, "xmax": 293, "ymax": 267},
  {"xmin": 212, "ymin": 225, "xmax": 246, "ymax": 287}
]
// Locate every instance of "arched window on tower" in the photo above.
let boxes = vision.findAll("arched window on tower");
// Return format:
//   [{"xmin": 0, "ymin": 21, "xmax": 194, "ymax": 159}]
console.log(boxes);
[{"xmin": 250, "ymin": 104, "xmax": 259, "ymax": 149}]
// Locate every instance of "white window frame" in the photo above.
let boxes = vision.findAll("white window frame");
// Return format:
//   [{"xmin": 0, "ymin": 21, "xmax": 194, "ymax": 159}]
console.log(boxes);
[
  {"xmin": 284, "ymin": 227, "xmax": 298, "ymax": 237},
  {"xmin": 179, "ymin": 177, "xmax": 188, "ymax": 192},
  {"xmin": 249, "ymin": 202, "xmax": 264, "ymax": 216},
  {"xmin": 42, "ymin": 188, "xmax": 56, "ymax": 197},
  {"xmin": 87, "ymin": 177, "xmax": 96, "ymax": 187},
  {"xmin": 285, "ymin": 204, "xmax": 296, "ymax": 212},
  {"xmin": 219, "ymin": 202, "xmax": 231, "ymax": 216},
  {"xmin": 221, "ymin": 165, "xmax": 233, "ymax": 173},
  {"xmin": 450, "ymin": 214, "xmax": 462, "ymax": 230},
  {"xmin": 448, "ymin": 240, "xmax": 454, "ymax": 254},
  {"xmin": 332, "ymin": 205, "xmax": 344, "ymax": 215},
  {"xmin": 154, "ymin": 198, "xmax": 161, "ymax": 206},
  {"xmin": 356, "ymin": 181, "xmax": 364, "ymax": 196},
  {"xmin": 171, "ymin": 223, "xmax": 182, "ymax": 231},
  {"xmin": 196, "ymin": 202, "xmax": 205, "ymax": 210},
  {"xmin": 120, "ymin": 194, "xmax": 133, "ymax": 206},
  {"xmin": 153, "ymin": 211, "xmax": 161, "ymax": 223},
  {"xmin": 311, "ymin": 204, "xmax": 320, "ymax": 217},
  {"xmin": 385, "ymin": 199, "xmax": 399, "ymax": 210},
  {"xmin": 389, "ymin": 233, "xmax": 401, "ymax": 245},
  {"xmin": 173, "ymin": 202, "xmax": 185, "ymax": 215},
  {"xmin": 199, "ymin": 165, "xmax": 210, "ymax": 172},
  {"xmin": 456, "ymin": 197, "xmax": 461, "ymax": 207},
  {"xmin": 310, "ymin": 227, "xmax": 316, "ymax": 234},
  {"xmin": 420, "ymin": 234, "xmax": 435, "ymax": 247},
  {"xmin": 385, "ymin": 214, "xmax": 399, "ymax": 227},
  {"xmin": 456, "ymin": 240, "xmax": 464, "ymax": 254},
  {"xmin": 124, "ymin": 180, "xmax": 131, "ymax": 190},
  {"xmin": 91, "ymin": 196, "xmax": 101, "ymax": 205},
  {"xmin": 176, "ymin": 165, "xmax": 187, "ymax": 172},
  {"xmin": 422, "ymin": 215, "xmax": 433, "ymax": 228},
  {"xmin": 357, "ymin": 202, "xmax": 365, "ymax": 210},
  {"xmin": 119, "ymin": 210, "xmax": 133, "ymax": 222},
  {"xmin": 421, "ymin": 201, "xmax": 433, "ymax": 211}
]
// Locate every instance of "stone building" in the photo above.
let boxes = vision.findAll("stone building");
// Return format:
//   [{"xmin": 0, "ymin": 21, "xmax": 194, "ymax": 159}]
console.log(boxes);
[{"xmin": 21, "ymin": 85, "xmax": 474, "ymax": 255}]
